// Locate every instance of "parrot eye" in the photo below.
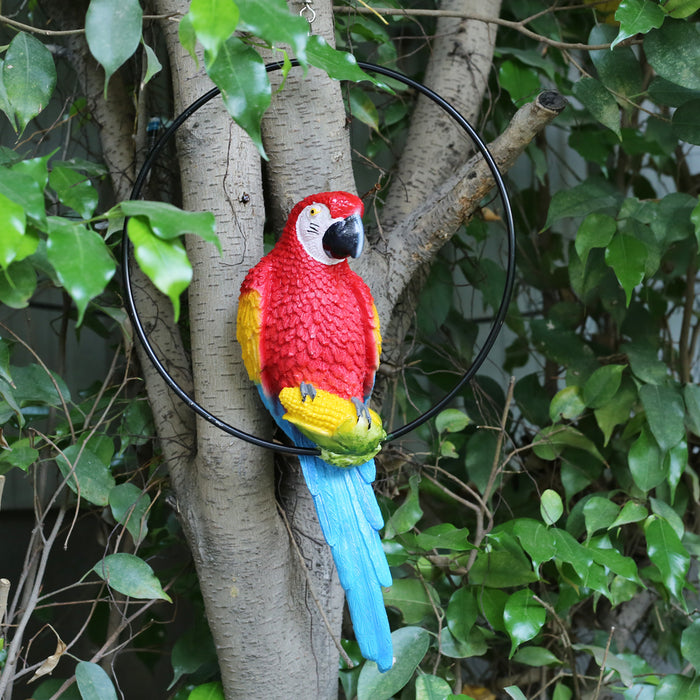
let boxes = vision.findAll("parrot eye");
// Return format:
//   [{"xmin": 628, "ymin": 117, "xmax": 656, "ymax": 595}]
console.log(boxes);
[{"xmin": 308, "ymin": 206, "xmax": 320, "ymax": 216}]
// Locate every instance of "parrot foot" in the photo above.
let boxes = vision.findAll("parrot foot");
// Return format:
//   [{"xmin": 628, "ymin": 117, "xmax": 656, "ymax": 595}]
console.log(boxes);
[
  {"xmin": 300, "ymin": 381, "xmax": 317, "ymax": 402},
  {"xmin": 351, "ymin": 397, "xmax": 372, "ymax": 428}
]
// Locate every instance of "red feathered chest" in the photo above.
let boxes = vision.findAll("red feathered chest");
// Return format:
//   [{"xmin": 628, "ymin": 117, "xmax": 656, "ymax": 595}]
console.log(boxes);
[{"xmin": 248, "ymin": 244, "xmax": 376, "ymax": 401}]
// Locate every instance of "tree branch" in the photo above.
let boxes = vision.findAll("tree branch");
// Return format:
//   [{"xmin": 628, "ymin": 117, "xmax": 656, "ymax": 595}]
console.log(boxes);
[
  {"xmin": 333, "ymin": 5, "xmax": 617, "ymax": 51},
  {"xmin": 361, "ymin": 90, "xmax": 568, "ymax": 325}
]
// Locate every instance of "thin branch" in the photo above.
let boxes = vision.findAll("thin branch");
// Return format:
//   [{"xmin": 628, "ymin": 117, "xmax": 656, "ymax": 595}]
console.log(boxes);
[
  {"xmin": 0, "ymin": 13, "xmax": 178, "ymax": 37},
  {"xmin": 333, "ymin": 5, "xmax": 617, "ymax": 51},
  {"xmin": 0, "ymin": 506, "xmax": 67, "ymax": 699},
  {"xmin": 0, "ymin": 322, "xmax": 75, "ymax": 441}
]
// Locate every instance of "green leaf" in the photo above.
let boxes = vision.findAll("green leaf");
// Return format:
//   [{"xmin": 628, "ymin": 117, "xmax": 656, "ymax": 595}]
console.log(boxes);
[
  {"xmin": 0, "ymin": 192, "xmax": 29, "ymax": 268},
  {"xmin": 512, "ymin": 646, "xmax": 561, "ymax": 667},
  {"xmin": 648, "ymin": 76, "xmax": 700, "ymax": 107},
  {"xmin": 533, "ymin": 425, "xmax": 605, "ymax": 463},
  {"xmin": 415, "ymin": 674, "xmax": 452, "ymax": 700},
  {"xmin": 169, "ymin": 624, "xmax": 218, "ymax": 689},
  {"xmin": 604, "ymin": 233, "xmax": 647, "ymax": 306},
  {"xmin": 545, "ymin": 178, "xmax": 621, "ymax": 228},
  {"xmin": 75, "ymin": 661, "xmax": 118, "ymax": 700},
  {"xmin": 414, "ymin": 523, "xmax": 472, "ymax": 551},
  {"xmin": 109, "ymin": 483, "xmax": 150, "ymax": 545},
  {"xmin": 575, "ymin": 213, "xmax": 616, "ymax": 267},
  {"xmin": 498, "ymin": 60, "xmax": 540, "ymax": 104},
  {"xmin": 141, "ymin": 43, "xmax": 162, "ymax": 87},
  {"xmin": 0, "ymin": 437, "xmax": 39, "ymax": 475},
  {"xmin": 655, "ymin": 676, "xmax": 700, "ymax": 698},
  {"xmin": 439, "ymin": 627, "xmax": 487, "ymax": 659},
  {"xmin": 384, "ymin": 474, "xmax": 422, "ymax": 538},
  {"xmin": 549, "ymin": 386, "xmax": 585, "ymax": 422},
  {"xmin": 583, "ymin": 364, "xmax": 625, "ymax": 409},
  {"xmin": 348, "ymin": 86, "xmax": 379, "ymax": 130},
  {"xmin": 504, "ymin": 688, "xmax": 528, "ymax": 700},
  {"xmin": 46, "ymin": 218, "xmax": 115, "ymax": 325},
  {"xmin": 611, "ymin": 0, "xmax": 665, "ymax": 49},
  {"xmin": 127, "ymin": 216, "xmax": 192, "ymax": 321},
  {"xmin": 0, "ymin": 260, "xmax": 36, "ymax": 309},
  {"xmin": 623, "ymin": 342, "xmax": 668, "ymax": 385},
  {"xmin": 446, "ymin": 587, "xmax": 478, "ymax": 643},
  {"xmin": 0, "ymin": 59, "xmax": 15, "ymax": 128},
  {"xmin": 594, "ymin": 378, "xmax": 636, "ymax": 445},
  {"xmin": 470, "ymin": 533, "xmax": 539, "ymax": 588},
  {"xmin": 3, "ymin": 32, "xmax": 57, "ymax": 132},
  {"xmin": 684, "ymin": 383, "xmax": 700, "ymax": 435},
  {"xmin": 583, "ymin": 497, "xmax": 620, "ymax": 538},
  {"xmin": 0, "ymin": 165, "xmax": 47, "ymax": 229},
  {"xmin": 383, "ymin": 578, "xmax": 437, "ymax": 625},
  {"xmin": 357, "ymin": 626, "xmax": 430, "ymax": 700},
  {"xmin": 644, "ymin": 515, "xmax": 690, "ymax": 600},
  {"xmin": 187, "ymin": 0, "xmax": 239, "ymax": 58},
  {"xmin": 663, "ymin": 0, "xmax": 700, "ymax": 16},
  {"xmin": 205, "ymin": 36, "xmax": 271, "ymax": 158},
  {"xmin": 629, "ymin": 425, "xmax": 666, "ymax": 492},
  {"xmin": 571, "ymin": 644, "xmax": 634, "ymax": 686},
  {"xmin": 92, "ymin": 552, "xmax": 172, "ymax": 602},
  {"xmin": 639, "ymin": 382, "xmax": 685, "ymax": 451},
  {"xmin": 306, "ymin": 35, "xmax": 387, "ymax": 89},
  {"xmin": 465, "ymin": 429, "xmax": 499, "ymax": 494},
  {"xmin": 435, "ymin": 408, "xmax": 471, "ymax": 434},
  {"xmin": 236, "ymin": 0, "xmax": 309, "ymax": 63},
  {"xmin": 672, "ymin": 98, "xmax": 700, "ymax": 145},
  {"xmin": 49, "ymin": 166, "xmax": 98, "ymax": 219},
  {"xmin": 590, "ymin": 25, "xmax": 644, "ymax": 97},
  {"xmin": 85, "ymin": 0, "xmax": 143, "ymax": 94},
  {"xmin": 178, "ymin": 13, "xmax": 198, "ymax": 63},
  {"xmin": 188, "ymin": 682, "xmax": 225, "ymax": 700},
  {"xmin": 503, "ymin": 589, "xmax": 546, "ymax": 656},
  {"xmin": 540, "ymin": 489, "xmax": 564, "ymax": 526},
  {"xmin": 681, "ymin": 620, "xmax": 700, "ymax": 672},
  {"xmin": 56, "ymin": 445, "xmax": 115, "ymax": 507},
  {"xmin": 572, "ymin": 78, "xmax": 620, "ymax": 138},
  {"xmin": 644, "ymin": 20, "xmax": 700, "ymax": 90},
  {"xmin": 609, "ymin": 501, "xmax": 648, "ymax": 528},
  {"xmin": 12, "ymin": 363, "xmax": 71, "ymax": 406},
  {"xmin": 513, "ymin": 518, "xmax": 557, "ymax": 570},
  {"xmin": 120, "ymin": 201, "xmax": 218, "ymax": 248}
]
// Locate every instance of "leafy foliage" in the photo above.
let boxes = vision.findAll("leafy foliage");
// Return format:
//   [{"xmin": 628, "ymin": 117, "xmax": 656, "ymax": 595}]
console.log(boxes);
[{"xmin": 1, "ymin": 1, "xmax": 700, "ymax": 699}]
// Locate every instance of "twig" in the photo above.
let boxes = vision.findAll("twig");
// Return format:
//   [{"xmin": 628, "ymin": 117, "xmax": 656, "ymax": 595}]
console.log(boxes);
[
  {"xmin": 594, "ymin": 626, "xmax": 616, "ymax": 699},
  {"xmin": 0, "ymin": 13, "xmax": 179, "ymax": 37},
  {"xmin": 422, "ymin": 472, "xmax": 481, "ymax": 515},
  {"xmin": 0, "ymin": 578, "xmax": 10, "ymax": 626},
  {"xmin": 275, "ymin": 502, "xmax": 354, "ymax": 668},
  {"xmin": 333, "ymin": 5, "xmax": 616, "ymax": 51},
  {"xmin": 0, "ymin": 506, "xmax": 67, "ymax": 699}
]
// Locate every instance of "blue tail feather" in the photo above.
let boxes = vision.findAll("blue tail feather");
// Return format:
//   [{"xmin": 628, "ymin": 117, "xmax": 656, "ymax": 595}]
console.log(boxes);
[
  {"xmin": 299, "ymin": 453, "xmax": 393, "ymax": 672},
  {"xmin": 257, "ymin": 387, "xmax": 393, "ymax": 671}
]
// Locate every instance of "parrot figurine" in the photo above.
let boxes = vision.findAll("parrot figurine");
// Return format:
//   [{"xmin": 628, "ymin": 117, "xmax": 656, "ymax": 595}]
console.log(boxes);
[{"xmin": 236, "ymin": 191, "xmax": 394, "ymax": 672}]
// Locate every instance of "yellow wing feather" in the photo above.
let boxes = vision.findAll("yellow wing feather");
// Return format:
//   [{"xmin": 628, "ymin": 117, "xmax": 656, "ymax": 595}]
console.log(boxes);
[{"xmin": 236, "ymin": 289, "xmax": 262, "ymax": 383}]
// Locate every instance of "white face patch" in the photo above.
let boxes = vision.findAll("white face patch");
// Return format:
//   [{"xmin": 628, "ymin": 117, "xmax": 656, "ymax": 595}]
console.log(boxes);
[{"xmin": 295, "ymin": 203, "xmax": 346, "ymax": 265}]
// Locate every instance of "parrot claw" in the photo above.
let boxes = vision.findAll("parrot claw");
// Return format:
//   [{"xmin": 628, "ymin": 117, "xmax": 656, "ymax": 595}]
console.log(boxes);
[
  {"xmin": 351, "ymin": 397, "xmax": 372, "ymax": 429},
  {"xmin": 300, "ymin": 382, "xmax": 317, "ymax": 402}
]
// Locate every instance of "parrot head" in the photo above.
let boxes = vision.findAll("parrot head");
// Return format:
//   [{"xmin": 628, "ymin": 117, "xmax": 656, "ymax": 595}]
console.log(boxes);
[{"xmin": 284, "ymin": 191, "xmax": 365, "ymax": 265}]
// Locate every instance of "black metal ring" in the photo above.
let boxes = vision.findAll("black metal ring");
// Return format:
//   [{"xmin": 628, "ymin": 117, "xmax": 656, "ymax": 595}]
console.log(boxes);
[{"xmin": 122, "ymin": 59, "xmax": 515, "ymax": 455}]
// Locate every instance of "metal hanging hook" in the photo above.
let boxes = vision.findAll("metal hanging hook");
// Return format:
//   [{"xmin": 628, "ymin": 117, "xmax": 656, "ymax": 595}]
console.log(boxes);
[{"xmin": 299, "ymin": 1, "xmax": 316, "ymax": 26}]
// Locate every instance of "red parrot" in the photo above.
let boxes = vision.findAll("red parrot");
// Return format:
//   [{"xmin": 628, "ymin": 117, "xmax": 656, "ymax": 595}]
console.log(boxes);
[{"xmin": 237, "ymin": 191, "xmax": 393, "ymax": 671}]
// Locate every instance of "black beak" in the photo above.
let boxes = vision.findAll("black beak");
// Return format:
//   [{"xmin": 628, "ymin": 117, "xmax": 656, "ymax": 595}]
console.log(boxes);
[{"xmin": 322, "ymin": 214, "xmax": 365, "ymax": 260}]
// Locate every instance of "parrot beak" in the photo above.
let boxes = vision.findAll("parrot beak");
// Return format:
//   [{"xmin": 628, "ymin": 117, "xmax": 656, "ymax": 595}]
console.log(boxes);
[{"xmin": 322, "ymin": 213, "xmax": 365, "ymax": 260}]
